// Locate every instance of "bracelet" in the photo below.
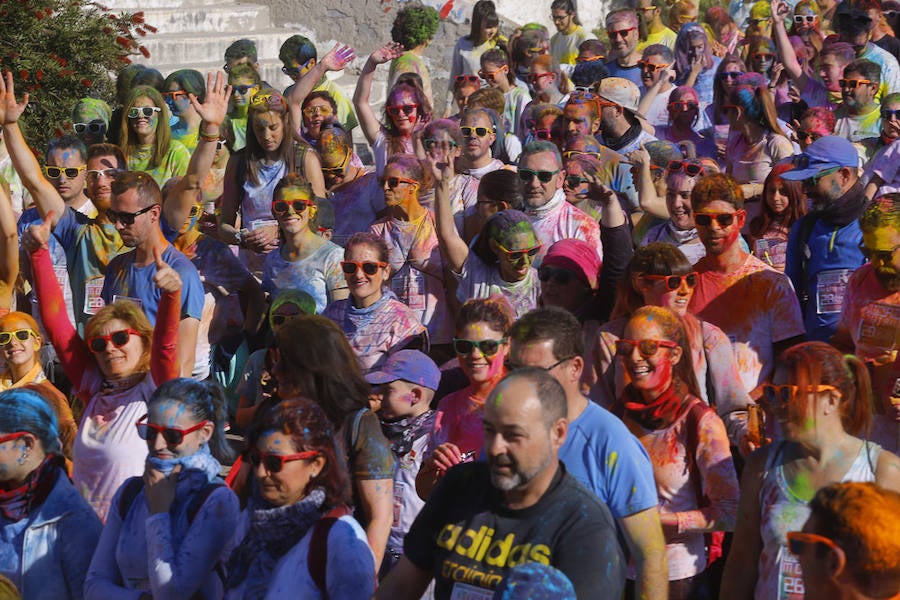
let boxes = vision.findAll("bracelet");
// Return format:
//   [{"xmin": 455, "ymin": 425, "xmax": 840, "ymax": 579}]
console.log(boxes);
[{"xmin": 198, "ymin": 129, "xmax": 220, "ymax": 142}]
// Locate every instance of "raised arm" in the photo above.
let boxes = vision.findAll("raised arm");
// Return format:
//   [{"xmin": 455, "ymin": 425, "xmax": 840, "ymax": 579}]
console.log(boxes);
[
  {"xmin": 217, "ymin": 153, "xmax": 243, "ymax": 245},
  {"xmin": 354, "ymin": 42, "xmax": 404, "ymax": 145},
  {"xmin": 150, "ymin": 247, "xmax": 182, "ymax": 385},
  {"xmin": 771, "ymin": 0, "xmax": 807, "ymax": 84},
  {"xmin": 0, "ymin": 71, "xmax": 65, "ymax": 226},
  {"xmin": 625, "ymin": 146, "xmax": 669, "ymax": 219},
  {"xmin": 164, "ymin": 72, "xmax": 231, "ymax": 231},
  {"xmin": 24, "ymin": 213, "xmax": 92, "ymax": 395},
  {"xmin": 428, "ymin": 154, "xmax": 469, "ymax": 273},
  {"xmin": 285, "ymin": 43, "xmax": 355, "ymax": 134},
  {"xmin": 0, "ymin": 180, "xmax": 17, "ymax": 310}
]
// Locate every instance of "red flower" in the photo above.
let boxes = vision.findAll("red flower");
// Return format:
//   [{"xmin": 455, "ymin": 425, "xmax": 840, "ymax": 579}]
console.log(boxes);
[
  {"xmin": 139, "ymin": 46, "xmax": 150, "ymax": 58},
  {"xmin": 81, "ymin": 78, "xmax": 92, "ymax": 87},
  {"xmin": 35, "ymin": 69, "xmax": 43, "ymax": 80},
  {"xmin": 136, "ymin": 27, "xmax": 146, "ymax": 36},
  {"xmin": 115, "ymin": 35, "xmax": 130, "ymax": 47},
  {"xmin": 57, "ymin": 57, "xmax": 67, "ymax": 66},
  {"xmin": 132, "ymin": 10, "xmax": 144, "ymax": 23},
  {"xmin": 144, "ymin": 24, "xmax": 157, "ymax": 33},
  {"xmin": 102, "ymin": 26, "xmax": 112, "ymax": 33},
  {"xmin": 35, "ymin": 9, "xmax": 43, "ymax": 19},
  {"xmin": 18, "ymin": 70, "xmax": 28, "ymax": 80}
]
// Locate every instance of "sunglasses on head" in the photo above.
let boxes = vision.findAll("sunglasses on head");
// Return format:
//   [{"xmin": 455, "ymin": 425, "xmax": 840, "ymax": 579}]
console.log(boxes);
[
  {"xmin": 607, "ymin": 27, "xmax": 637, "ymax": 38},
  {"xmin": 839, "ymin": 78, "xmax": 873, "ymax": 89},
  {"xmin": 667, "ymin": 160, "xmax": 705, "ymax": 177},
  {"xmin": 642, "ymin": 272, "xmax": 698, "ymax": 290},
  {"xmin": 303, "ymin": 105, "xmax": 333, "ymax": 118},
  {"xmin": 386, "ymin": 104, "xmax": 418, "ymax": 117},
  {"xmin": 786, "ymin": 531, "xmax": 841, "ymax": 558},
  {"xmin": 161, "ymin": 90, "xmax": 187, "ymax": 102},
  {"xmin": 107, "ymin": 204, "xmax": 157, "ymax": 226},
  {"xmin": 321, "ymin": 150, "xmax": 352, "ymax": 175},
  {"xmin": 794, "ymin": 14, "xmax": 816, "ymax": 23},
  {"xmin": 495, "ymin": 242, "xmax": 542, "ymax": 262},
  {"xmin": 73, "ymin": 122, "xmax": 105, "ymax": 134},
  {"xmin": 341, "ymin": 260, "xmax": 387, "ymax": 276},
  {"xmin": 757, "ymin": 383, "xmax": 839, "ymax": 407},
  {"xmin": 453, "ymin": 337, "xmax": 507, "ymax": 357},
  {"xmin": 249, "ymin": 449, "xmax": 319, "ymax": 473},
  {"xmin": 881, "ymin": 108, "xmax": 900, "ymax": 120},
  {"xmin": 718, "ymin": 71, "xmax": 744, "ymax": 80},
  {"xmin": 575, "ymin": 55, "xmax": 605, "ymax": 63},
  {"xmin": 668, "ymin": 101, "xmax": 698, "ymax": 111},
  {"xmin": 379, "ymin": 175, "xmax": 419, "ymax": 189},
  {"xmin": 455, "ymin": 74, "xmax": 481, "ymax": 85},
  {"xmin": 43, "ymin": 165, "xmax": 86, "ymax": 179},
  {"xmin": 250, "ymin": 92, "xmax": 284, "ymax": 110},
  {"xmin": 638, "ymin": 60, "xmax": 669, "ymax": 73},
  {"xmin": 615, "ymin": 338, "xmax": 678, "ymax": 358},
  {"xmin": 563, "ymin": 150, "xmax": 601, "ymax": 160},
  {"xmin": 272, "ymin": 198, "xmax": 313, "ymax": 215},
  {"xmin": 423, "ymin": 138, "xmax": 459, "ymax": 150},
  {"xmin": 694, "ymin": 212, "xmax": 738, "ymax": 227},
  {"xmin": 538, "ymin": 266, "xmax": 574, "ymax": 285},
  {"xmin": 518, "ymin": 168, "xmax": 559, "ymax": 183},
  {"xmin": 86, "ymin": 168, "xmax": 122, "ymax": 183},
  {"xmin": 136, "ymin": 414, "xmax": 209, "ymax": 447},
  {"xmin": 858, "ymin": 242, "xmax": 900, "ymax": 262},
  {"xmin": 127, "ymin": 106, "xmax": 161, "ymax": 119},
  {"xmin": 564, "ymin": 175, "xmax": 588, "ymax": 188},
  {"xmin": 87, "ymin": 328, "xmax": 141, "ymax": 353},
  {"xmin": 461, "ymin": 125, "xmax": 495, "ymax": 138},
  {"xmin": 0, "ymin": 329, "xmax": 37, "ymax": 346}
]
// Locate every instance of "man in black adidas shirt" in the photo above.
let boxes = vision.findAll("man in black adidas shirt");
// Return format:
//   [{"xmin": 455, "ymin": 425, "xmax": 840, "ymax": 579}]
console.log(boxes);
[{"xmin": 375, "ymin": 368, "xmax": 625, "ymax": 599}]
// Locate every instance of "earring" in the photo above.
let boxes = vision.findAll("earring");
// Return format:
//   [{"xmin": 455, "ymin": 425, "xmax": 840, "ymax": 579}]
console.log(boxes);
[{"xmin": 310, "ymin": 471, "xmax": 318, "ymax": 479}]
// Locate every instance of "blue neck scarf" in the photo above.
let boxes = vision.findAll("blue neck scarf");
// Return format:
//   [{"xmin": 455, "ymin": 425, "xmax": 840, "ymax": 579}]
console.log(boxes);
[{"xmin": 147, "ymin": 443, "xmax": 222, "ymax": 483}]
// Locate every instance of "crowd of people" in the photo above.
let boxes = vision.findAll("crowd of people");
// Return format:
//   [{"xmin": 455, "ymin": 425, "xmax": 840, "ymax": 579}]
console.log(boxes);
[{"xmin": 0, "ymin": 0, "xmax": 898, "ymax": 597}]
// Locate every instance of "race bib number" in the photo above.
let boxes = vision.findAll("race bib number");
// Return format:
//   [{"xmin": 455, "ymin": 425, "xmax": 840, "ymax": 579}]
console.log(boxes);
[
  {"xmin": 450, "ymin": 582, "xmax": 493, "ymax": 600},
  {"xmin": 392, "ymin": 268, "xmax": 426, "ymax": 311},
  {"xmin": 53, "ymin": 266, "xmax": 69, "ymax": 291},
  {"xmin": 816, "ymin": 269, "xmax": 852, "ymax": 315},
  {"xmin": 392, "ymin": 481, "xmax": 403, "ymax": 528},
  {"xmin": 84, "ymin": 277, "xmax": 105, "ymax": 315},
  {"xmin": 778, "ymin": 551, "xmax": 805, "ymax": 599},
  {"xmin": 112, "ymin": 295, "xmax": 143, "ymax": 310},
  {"xmin": 857, "ymin": 302, "xmax": 900, "ymax": 363},
  {"xmin": 755, "ymin": 239, "xmax": 787, "ymax": 268}
]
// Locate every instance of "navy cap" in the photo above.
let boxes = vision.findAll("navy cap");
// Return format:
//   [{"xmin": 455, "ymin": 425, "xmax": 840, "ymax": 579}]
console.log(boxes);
[
  {"xmin": 780, "ymin": 136, "xmax": 860, "ymax": 181},
  {"xmin": 364, "ymin": 350, "xmax": 441, "ymax": 391}
]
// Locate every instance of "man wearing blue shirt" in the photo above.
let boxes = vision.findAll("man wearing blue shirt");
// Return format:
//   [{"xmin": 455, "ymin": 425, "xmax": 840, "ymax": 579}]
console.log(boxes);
[
  {"xmin": 101, "ymin": 171, "xmax": 204, "ymax": 376},
  {"xmin": 507, "ymin": 307, "xmax": 668, "ymax": 600}
]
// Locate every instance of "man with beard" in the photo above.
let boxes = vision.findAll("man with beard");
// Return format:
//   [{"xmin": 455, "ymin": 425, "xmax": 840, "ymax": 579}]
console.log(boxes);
[
  {"xmin": 782, "ymin": 136, "xmax": 868, "ymax": 343},
  {"xmin": 688, "ymin": 173, "xmax": 805, "ymax": 399},
  {"xmin": 374, "ymin": 368, "xmax": 626, "ymax": 599},
  {"xmin": 605, "ymin": 9, "xmax": 644, "ymax": 88},
  {"xmin": 834, "ymin": 60, "xmax": 883, "ymax": 147},
  {"xmin": 833, "ymin": 194, "xmax": 900, "ymax": 415}
]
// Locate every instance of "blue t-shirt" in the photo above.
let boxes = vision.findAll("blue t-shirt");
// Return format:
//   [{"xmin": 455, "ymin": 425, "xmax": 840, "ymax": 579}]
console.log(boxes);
[
  {"xmin": 559, "ymin": 401, "xmax": 659, "ymax": 519},
  {"xmin": 604, "ymin": 60, "xmax": 643, "ymax": 88},
  {"xmin": 19, "ymin": 207, "xmax": 80, "ymax": 328},
  {"xmin": 101, "ymin": 243, "xmax": 204, "ymax": 324},
  {"xmin": 785, "ymin": 215, "xmax": 866, "ymax": 342}
]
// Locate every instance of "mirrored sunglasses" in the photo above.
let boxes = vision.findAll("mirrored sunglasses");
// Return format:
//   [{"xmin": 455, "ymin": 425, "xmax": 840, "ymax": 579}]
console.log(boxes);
[{"xmin": 452, "ymin": 337, "xmax": 506, "ymax": 356}]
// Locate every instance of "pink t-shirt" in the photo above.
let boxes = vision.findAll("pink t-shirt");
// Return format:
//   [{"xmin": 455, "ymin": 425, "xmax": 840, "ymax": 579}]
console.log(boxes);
[
  {"xmin": 690, "ymin": 254, "xmax": 805, "ymax": 392},
  {"xmin": 433, "ymin": 386, "xmax": 488, "ymax": 456},
  {"xmin": 526, "ymin": 190, "xmax": 602, "ymax": 265}
]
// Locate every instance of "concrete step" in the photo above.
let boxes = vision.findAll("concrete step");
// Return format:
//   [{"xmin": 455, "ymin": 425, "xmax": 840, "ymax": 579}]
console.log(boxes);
[
  {"xmin": 133, "ymin": 4, "xmax": 272, "ymax": 34},
  {"xmin": 138, "ymin": 28, "xmax": 290, "ymax": 69},
  {"xmin": 101, "ymin": 0, "xmax": 221, "ymax": 9}
]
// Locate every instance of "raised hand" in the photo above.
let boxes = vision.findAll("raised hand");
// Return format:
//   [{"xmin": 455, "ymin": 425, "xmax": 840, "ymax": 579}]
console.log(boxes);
[
  {"xmin": 152, "ymin": 246, "xmax": 183, "ymax": 293},
  {"xmin": 772, "ymin": 0, "xmax": 791, "ymax": 20},
  {"xmin": 583, "ymin": 172, "xmax": 617, "ymax": 204},
  {"xmin": 0, "ymin": 71, "xmax": 29, "ymax": 125},
  {"xmin": 22, "ymin": 211, "xmax": 54, "ymax": 252},
  {"xmin": 625, "ymin": 144, "xmax": 651, "ymax": 170},
  {"xmin": 370, "ymin": 41, "xmax": 405, "ymax": 65},
  {"xmin": 321, "ymin": 43, "xmax": 356, "ymax": 72},
  {"xmin": 424, "ymin": 143, "xmax": 455, "ymax": 184},
  {"xmin": 190, "ymin": 71, "xmax": 231, "ymax": 128}
]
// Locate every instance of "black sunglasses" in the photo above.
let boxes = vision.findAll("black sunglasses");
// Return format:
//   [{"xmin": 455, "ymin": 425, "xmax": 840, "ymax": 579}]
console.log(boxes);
[
  {"xmin": 538, "ymin": 266, "xmax": 573, "ymax": 285},
  {"xmin": 73, "ymin": 122, "xmax": 105, "ymax": 134},
  {"xmin": 718, "ymin": 71, "xmax": 744, "ymax": 80},
  {"xmin": 518, "ymin": 168, "xmax": 559, "ymax": 183},
  {"xmin": 564, "ymin": 175, "xmax": 588, "ymax": 188},
  {"xmin": 136, "ymin": 414, "xmax": 209, "ymax": 447},
  {"xmin": 249, "ymin": 449, "xmax": 319, "ymax": 473},
  {"xmin": 423, "ymin": 138, "xmax": 459, "ymax": 150},
  {"xmin": 107, "ymin": 204, "xmax": 157, "ymax": 226},
  {"xmin": 386, "ymin": 104, "xmax": 418, "ymax": 117},
  {"xmin": 453, "ymin": 337, "xmax": 507, "ymax": 357},
  {"xmin": 272, "ymin": 199, "xmax": 312, "ymax": 215},
  {"xmin": 858, "ymin": 242, "xmax": 900, "ymax": 262},
  {"xmin": 881, "ymin": 109, "xmax": 900, "ymax": 120},
  {"xmin": 694, "ymin": 212, "xmax": 736, "ymax": 227}
]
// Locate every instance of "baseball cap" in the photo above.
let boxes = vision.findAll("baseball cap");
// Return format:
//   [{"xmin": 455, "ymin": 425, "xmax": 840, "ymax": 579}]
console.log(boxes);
[
  {"xmin": 365, "ymin": 350, "xmax": 441, "ymax": 391},
  {"xmin": 780, "ymin": 136, "xmax": 860, "ymax": 181},
  {"xmin": 594, "ymin": 77, "xmax": 645, "ymax": 120}
]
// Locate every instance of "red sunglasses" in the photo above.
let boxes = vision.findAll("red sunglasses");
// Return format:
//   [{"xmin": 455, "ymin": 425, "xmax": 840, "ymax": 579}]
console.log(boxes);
[
  {"xmin": 249, "ymin": 449, "xmax": 320, "ymax": 473},
  {"xmin": 136, "ymin": 414, "xmax": 209, "ymax": 446}
]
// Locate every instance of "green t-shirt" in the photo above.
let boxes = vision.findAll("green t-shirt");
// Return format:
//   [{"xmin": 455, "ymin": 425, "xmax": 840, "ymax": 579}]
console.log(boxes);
[{"xmin": 127, "ymin": 140, "xmax": 191, "ymax": 188}]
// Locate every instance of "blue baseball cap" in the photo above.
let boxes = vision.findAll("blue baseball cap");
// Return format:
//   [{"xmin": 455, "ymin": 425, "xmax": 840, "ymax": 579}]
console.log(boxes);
[
  {"xmin": 780, "ymin": 136, "xmax": 860, "ymax": 181},
  {"xmin": 364, "ymin": 350, "xmax": 441, "ymax": 391}
]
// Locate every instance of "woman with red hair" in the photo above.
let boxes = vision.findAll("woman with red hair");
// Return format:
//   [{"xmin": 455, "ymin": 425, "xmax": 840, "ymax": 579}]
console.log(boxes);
[{"xmin": 748, "ymin": 161, "xmax": 808, "ymax": 272}]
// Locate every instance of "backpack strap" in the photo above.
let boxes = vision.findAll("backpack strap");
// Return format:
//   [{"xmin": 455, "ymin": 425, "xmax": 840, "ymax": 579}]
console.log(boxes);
[
  {"xmin": 186, "ymin": 480, "xmax": 226, "ymax": 525},
  {"xmin": 308, "ymin": 505, "xmax": 354, "ymax": 597},
  {"xmin": 117, "ymin": 476, "xmax": 145, "ymax": 522}
]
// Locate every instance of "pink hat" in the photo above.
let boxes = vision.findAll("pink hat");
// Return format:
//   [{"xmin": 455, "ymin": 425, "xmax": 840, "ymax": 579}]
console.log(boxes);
[{"xmin": 542, "ymin": 239, "xmax": 601, "ymax": 289}]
